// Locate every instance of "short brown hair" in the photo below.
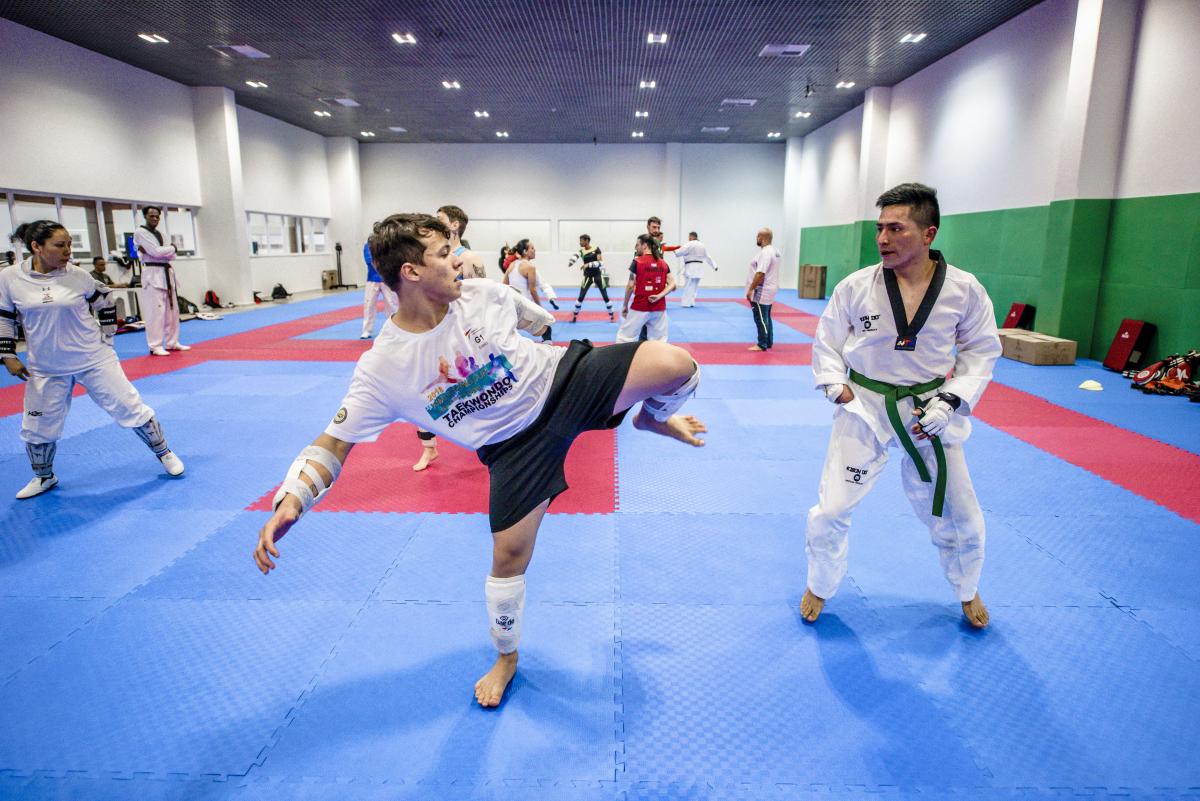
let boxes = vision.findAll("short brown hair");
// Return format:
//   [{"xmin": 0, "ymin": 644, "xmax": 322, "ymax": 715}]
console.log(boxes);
[
  {"xmin": 646, "ymin": 216, "xmax": 661, "ymax": 227},
  {"xmin": 369, "ymin": 213, "xmax": 449, "ymax": 291},
  {"xmin": 437, "ymin": 204, "xmax": 469, "ymax": 236}
]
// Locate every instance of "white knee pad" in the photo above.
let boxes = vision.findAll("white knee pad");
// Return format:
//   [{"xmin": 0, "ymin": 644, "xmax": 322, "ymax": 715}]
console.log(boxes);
[
  {"xmin": 642, "ymin": 361, "xmax": 700, "ymax": 422},
  {"xmin": 485, "ymin": 574, "xmax": 526, "ymax": 654}
]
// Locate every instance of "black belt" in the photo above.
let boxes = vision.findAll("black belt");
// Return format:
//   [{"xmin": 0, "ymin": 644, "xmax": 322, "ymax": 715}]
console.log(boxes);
[
  {"xmin": 684, "ymin": 260, "xmax": 703, "ymax": 264},
  {"xmin": 144, "ymin": 262, "xmax": 172, "ymax": 267}
]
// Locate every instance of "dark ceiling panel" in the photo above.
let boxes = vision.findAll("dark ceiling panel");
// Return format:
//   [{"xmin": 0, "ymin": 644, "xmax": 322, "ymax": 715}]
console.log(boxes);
[{"xmin": 0, "ymin": 0, "xmax": 1044, "ymax": 143}]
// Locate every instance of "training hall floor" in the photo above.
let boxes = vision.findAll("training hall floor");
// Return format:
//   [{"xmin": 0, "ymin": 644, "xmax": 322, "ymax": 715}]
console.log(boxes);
[{"xmin": 1, "ymin": 287, "xmax": 1197, "ymax": 801}]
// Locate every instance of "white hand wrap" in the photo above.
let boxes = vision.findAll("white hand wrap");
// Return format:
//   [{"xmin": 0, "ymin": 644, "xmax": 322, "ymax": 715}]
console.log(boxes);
[
  {"xmin": 823, "ymin": 383, "xmax": 846, "ymax": 403},
  {"xmin": 642, "ymin": 361, "xmax": 700, "ymax": 422},
  {"xmin": 916, "ymin": 397, "xmax": 955, "ymax": 437},
  {"xmin": 272, "ymin": 445, "xmax": 343, "ymax": 515}
]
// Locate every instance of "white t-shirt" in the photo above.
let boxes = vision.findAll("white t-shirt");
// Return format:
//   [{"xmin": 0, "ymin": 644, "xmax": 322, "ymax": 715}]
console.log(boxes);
[
  {"xmin": 0, "ymin": 260, "xmax": 117, "ymax": 376},
  {"xmin": 746, "ymin": 245, "xmax": 781, "ymax": 305},
  {"xmin": 325, "ymin": 279, "xmax": 563, "ymax": 449}
]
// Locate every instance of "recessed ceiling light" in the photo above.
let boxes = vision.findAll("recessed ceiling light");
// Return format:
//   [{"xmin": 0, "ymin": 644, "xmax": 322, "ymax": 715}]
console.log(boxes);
[
  {"xmin": 313, "ymin": 110, "xmax": 332, "ymax": 117},
  {"xmin": 495, "ymin": 131, "xmax": 509, "ymax": 138},
  {"xmin": 900, "ymin": 33, "xmax": 927, "ymax": 43},
  {"xmin": 360, "ymin": 131, "xmax": 376, "ymax": 137},
  {"xmin": 473, "ymin": 110, "xmax": 490, "ymax": 118},
  {"xmin": 388, "ymin": 126, "xmax": 407, "ymax": 132},
  {"xmin": 639, "ymin": 80, "xmax": 656, "ymax": 89},
  {"xmin": 334, "ymin": 97, "xmax": 360, "ymax": 107},
  {"xmin": 391, "ymin": 32, "xmax": 417, "ymax": 44},
  {"xmin": 631, "ymin": 131, "xmax": 645, "ymax": 138},
  {"xmin": 244, "ymin": 80, "xmax": 268, "ymax": 88},
  {"xmin": 635, "ymin": 110, "xmax": 649, "ymax": 118},
  {"xmin": 646, "ymin": 32, "xmax": 668, "ymax": 44},
  {"xmin": 794, "ymin": 111, "xmax": 812, "ymax": 118},
  {"xmin": 836, "ymin": 81, "xmax": 856, "ymax": 89},
  {"xmin": 138, "ymin": 33, "xmax": 169, "ymax": 44},
  {"xmin": 767, "ymin": 132, "xmax": 782, "ymax": 138},
  {"xmin": 442, "ymin": 80, "xmax": 461, "ymax": 89}
]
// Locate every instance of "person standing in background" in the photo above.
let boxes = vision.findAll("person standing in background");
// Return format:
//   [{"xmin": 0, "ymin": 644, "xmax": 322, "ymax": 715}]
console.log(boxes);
[
  {"xmin": 134, "ymin": 206, "xmax": 188, "ymax": 356},
  {"xmin": 745, "ymin": 228, "xmax": 781, "ymax": 351}
]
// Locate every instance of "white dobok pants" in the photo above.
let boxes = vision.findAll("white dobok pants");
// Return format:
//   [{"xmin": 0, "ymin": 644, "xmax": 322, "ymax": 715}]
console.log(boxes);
[
  {"xmin": 362, "ymin": 281, "xmax": 399, "ymax": 337},
  {"xmin": 805, "ymin": 409, "xmax": 986, "ymax": 602},
  {"xmin": 680, "ymin": 277, "xmax": 701, "ymax": 307},
  {"xmin": 616, "ymin": 309, "xmax": 668, "ymax": 343},
  {"xmin": 140, "ymin": 283, "xmax": 180, "ymax": 351},
  {"xmin": 19, "ymin": 360, "xmax": 155, "ymax": 444}
]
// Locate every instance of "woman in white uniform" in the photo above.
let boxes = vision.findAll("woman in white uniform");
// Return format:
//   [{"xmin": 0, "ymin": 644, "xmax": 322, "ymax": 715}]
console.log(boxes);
[{"xmin": 0, "ymin": 220, "xmax": 185, "ymax": 499}]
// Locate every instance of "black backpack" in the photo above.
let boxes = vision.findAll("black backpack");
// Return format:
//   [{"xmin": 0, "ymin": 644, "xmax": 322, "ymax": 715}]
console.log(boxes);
[
  {"xmin": 176, "ymin": 295, "xmax": 199, "ymax": 314},
  {"xmin": 203, "ymin": 290, "xmax": 221, "ymax": 308},
  {"xmin": 271, "ymin": 283, "xmax": 291, "ymax": 300}
]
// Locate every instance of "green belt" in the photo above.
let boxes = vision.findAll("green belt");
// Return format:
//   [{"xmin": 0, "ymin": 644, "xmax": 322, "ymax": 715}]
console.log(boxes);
[{"xmin": 848, "ymin": 369, "xmax": 947, "ymax": 517}]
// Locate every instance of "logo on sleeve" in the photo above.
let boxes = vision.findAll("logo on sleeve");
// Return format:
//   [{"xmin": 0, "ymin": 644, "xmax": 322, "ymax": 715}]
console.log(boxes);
[
  {"xmin": 844, "ymin": 466, "xmax": 869, "ymax": 484},
  {"xmin": 333, "ymin": 407, "xmax": 347, "ymax": 424}
]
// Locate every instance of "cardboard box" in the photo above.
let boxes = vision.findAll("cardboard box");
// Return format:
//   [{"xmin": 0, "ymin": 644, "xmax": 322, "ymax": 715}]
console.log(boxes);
[
  {"xmin": 1001, "ymin": 331, "xmax": 1077, "ymax": 365},
  {"xmin": 798, "ymin": 264, "xmax": 826, "ymax": 299},
  {"xmin": 321, "ymin": 269, "xmax": 337, "ymax": 291}
]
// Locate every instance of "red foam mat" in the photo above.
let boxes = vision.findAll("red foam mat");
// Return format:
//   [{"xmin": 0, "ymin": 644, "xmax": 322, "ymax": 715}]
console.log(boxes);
[
  {"xmin": 248, "ymin": 422, "xmax": 616, "ymax": 516},
  {"xmin": 974, "ymin": 383, "xmax": 1200, "ymax": 523}
]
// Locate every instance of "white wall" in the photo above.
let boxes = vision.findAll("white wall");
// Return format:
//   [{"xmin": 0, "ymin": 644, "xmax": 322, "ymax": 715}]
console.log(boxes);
[
  {"xmin": 883, "ymin": 0, "xmax": 1076, "ymax": 214},
  {"xmin": 360, "ymin": 143, "xmax": 783, "ymax": 286},
  {"xmin": 238, "ymin": 107, "xmax": 332, "ymax": 218},
  {"xmin": 1116, "ymin": 0, "xmax": 1200, "ymax": 198},
  {"xmin": 0, "ymin": 19, "xmax": 201, "ymax": 206},
  {"xmin": 794, "ymin": 106, "xmax": 864, "ymax": 228}
]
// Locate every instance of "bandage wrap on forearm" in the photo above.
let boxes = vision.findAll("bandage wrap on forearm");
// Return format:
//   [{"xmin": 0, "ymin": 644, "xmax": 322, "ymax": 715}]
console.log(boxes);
[
  {"xmin": 272, "ymin": 445, "xmax": 343, "ymax": 515},
  {"xmin": 643, "ymin": 361, "xmax": 700, "ymax": 422},
  {"xmin": 0, "ymin": 308, "xmax": 16, "ymax": 355}
]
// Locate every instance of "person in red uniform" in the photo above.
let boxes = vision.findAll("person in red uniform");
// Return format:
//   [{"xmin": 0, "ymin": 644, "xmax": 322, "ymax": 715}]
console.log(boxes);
[{"xmin": 616, "ymin": 234, "xmax": 675, "ymax": 343}]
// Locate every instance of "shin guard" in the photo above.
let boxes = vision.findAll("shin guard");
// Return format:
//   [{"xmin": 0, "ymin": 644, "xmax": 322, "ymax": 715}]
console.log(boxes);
[
  {"xmin": 26, "ymin": 442, "xmax": 56, "ymax": 478},
  {"xmin": 134, "ymin": 417, "xmax": 169, "ymax": 456},
  {"xmin": 642, "ymin": 361, "xmax": 700, "ymax": 422},
  {"xmin": 485, "ymin": 574, "xmax": 526, "ymax": 654}
]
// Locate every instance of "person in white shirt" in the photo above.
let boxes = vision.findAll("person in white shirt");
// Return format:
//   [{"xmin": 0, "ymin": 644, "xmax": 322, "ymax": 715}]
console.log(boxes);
[
  {"xmin": 253, "ymin": 213, "xmax": 707, "ymax": 709},
  {"xmin": 745, "ymin": 228, "xmax": 781, "ymax": 351},
  {"xmin": 1, "ymin": 220, "xmax": 185, "ymax": 499},
  {"xmin": 802, "ymin": 183, "xmax": 1001, "ymax": 630},
  {"xmin": 503, "ymin": 239, "xmax": 543, "ymax": 305},
  {"xmin": 133, "ymin": 206, "xmax": 189, "ymax": 356},
  {"xmin": 672, "ymin": 231, "xmax": 717, "ymax": 308}
]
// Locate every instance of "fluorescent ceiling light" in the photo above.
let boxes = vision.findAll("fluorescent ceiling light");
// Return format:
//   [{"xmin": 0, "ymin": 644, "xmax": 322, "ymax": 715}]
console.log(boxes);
[
  {"xmin": 767, "ymin": 132, "xmax": 782, "ymax": 138},
  {"xmin": 635, "ymin": 110, "xmax": 649, "ymax": 118},
  {"xmin": 900, "ymin": 33, "xmax": 927, "ymax": 43},
  {"xmin": 138, "ymin": 33, "xmax": 169, "ymax": 43},
  {"xmin": 442, "ymin": 80, "xmax": 461, "ymax": 89},
  {"xmin": 647, "ymin": 32, "xmax": 668, "ymax": 44},
  {"xmin": 334, "ymin": 97, "xmax": 360, "ymax": 107},
  {"xmin": 388, "ymin": 126, "xmax": 407, "ymax": 132},
  {"xmin": 631, "ymin": 131, "xmax": 645, "ymax": 138},
  {"xmin": 495, "ymin": 131, "xmax": 509, "ymax": 138},
  {"xmin": 639, "ymin": 80, "xmax": 656, "ymax": 89},
  {"xmin": 794, "ymin": 111, "xmax": 812, "ymax": 118},
  {"xmin": 835, "ymin": 81, "xmax": 856, "ymax": 89},
  {"xmin": 360, "ymin": 131, "xmax": 376, "ymax": 137},
  {"xmin": 313, "ymin": 110, "xmax": 332, "ymax": 117},
  {"xmin": 474, "ymin": 110, "xmax": 489, "ymax": 118},
  {"xmin": 392, "ymin": 32, "xmax": 417, "ymax": 44},
  {"xmin": 244, "ymin": 80, "xmax": 268, "ymax": 88}
]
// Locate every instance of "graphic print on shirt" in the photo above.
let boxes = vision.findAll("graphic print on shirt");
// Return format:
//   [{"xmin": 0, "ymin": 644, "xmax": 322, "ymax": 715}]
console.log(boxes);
[
  {"xmin": 858, "ymin": 313, "xmax": 881, "ymax": 333},
  {"xmin": 423, "ymin": 327, "xmax": 521, "ymax": 428}
]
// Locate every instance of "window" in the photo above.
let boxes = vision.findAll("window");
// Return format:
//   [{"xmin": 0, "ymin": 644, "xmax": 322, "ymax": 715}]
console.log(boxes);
[
  {"xmin": 1, "ymin": 195, "xmax": 16, "ymax": 261},
  {"xmin": 164, "ymin": 207, "xmax": 197, "ymax": 256},
  {"xmin": 12, "ymin": 194, "xmax": 57, "ymax": 230},
  {"xmin": 301, "ymin": 217, "xmax": 328, "ymax": 253},
  {"xmin": 102, "ymin": 202, "xmax": 137, "ymax": 257},
  {"xmin": 248, "ymin": 212, "xmax": 268, "ymax": 255},
  {"xmin": 60, "ymin": 198, "xmax": 101, "ymax": 259},
  {"xmin": 266, "ymin": 215, "xmax": 286, "ymax": 253},
  {"xmin": 286, "ymin": 216, "xmax": 300, "ymax": 253}
]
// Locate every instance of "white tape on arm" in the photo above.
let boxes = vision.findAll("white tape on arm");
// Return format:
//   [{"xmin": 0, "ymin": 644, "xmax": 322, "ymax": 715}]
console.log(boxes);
[{"xmin": 272, "ymin": 445, "xmax": 344, "ymax": 515}]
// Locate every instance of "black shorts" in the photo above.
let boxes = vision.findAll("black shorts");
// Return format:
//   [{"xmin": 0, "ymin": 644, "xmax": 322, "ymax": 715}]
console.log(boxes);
[{"xmin": 477, "ymin": 339, "xmax": 641, "ymax": 532}]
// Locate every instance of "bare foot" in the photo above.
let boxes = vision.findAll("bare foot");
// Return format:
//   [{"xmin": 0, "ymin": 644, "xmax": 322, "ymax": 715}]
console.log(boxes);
[
  {"xmin": 633, "ymin": 409, "xmax": 707, "ymax": 446},
  {"xmin": 412, "ymin": 447, "xmax": 438, "ymax": 471},
  {"xmin": 474, "ymin": 651, "xmax": 518, "ymax": 707},
  {"xmin": 747, "ymin": 345, "xmax": 765, "ymax": 351},
  {"xmin": 962, "ymin": 593, "xmax": 990, "ymax": 629},
  {"xmin": 800, "ymin": 588, "xmax": 826, "ymax": 623}
]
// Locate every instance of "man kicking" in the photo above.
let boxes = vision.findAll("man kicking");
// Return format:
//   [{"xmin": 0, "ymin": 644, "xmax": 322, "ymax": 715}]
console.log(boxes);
[
  {"xmin": 802, "ymin": 183, "xmax": 1001, "ymax": 629},
  {"xmin": 254, "ymin": 213, "xmax": 706, "ymax": 707}
]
